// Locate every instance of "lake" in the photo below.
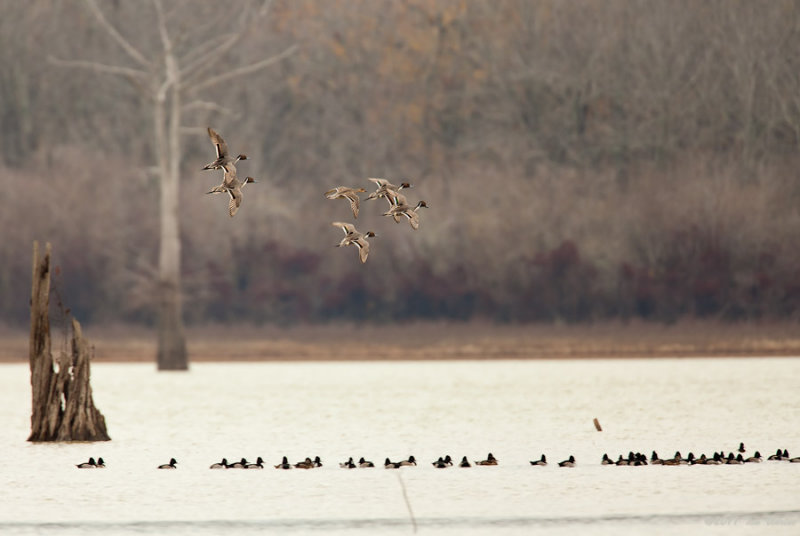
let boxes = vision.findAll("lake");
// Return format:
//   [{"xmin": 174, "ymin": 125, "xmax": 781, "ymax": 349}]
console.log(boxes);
[{"xmin": 1, "ymin": 358, "xmax": 799, "ymax": 535}]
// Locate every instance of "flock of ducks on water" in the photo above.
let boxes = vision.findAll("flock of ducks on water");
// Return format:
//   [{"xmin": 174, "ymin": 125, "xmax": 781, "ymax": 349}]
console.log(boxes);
[
  {"xmin": 76, "ymin": 445, "xmax": 799, "ymax": 469},
  {"xmin": 602, "ymin": 444, "xmax": 799, "ymax": 466},
  {"xmin": 200, "ymin": 126, "xmax": 427, "ymax": 264}
]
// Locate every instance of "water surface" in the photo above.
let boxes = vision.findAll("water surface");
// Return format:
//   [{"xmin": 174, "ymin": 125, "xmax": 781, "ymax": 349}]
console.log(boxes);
[{"xmin": 1, "ymin": 358, "xmax": 798, "ymax": 535}]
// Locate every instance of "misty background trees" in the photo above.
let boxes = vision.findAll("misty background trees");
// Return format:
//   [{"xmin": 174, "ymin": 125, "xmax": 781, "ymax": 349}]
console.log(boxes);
[{"xmin": 2, "ymin": 0, "xmax": 800, "ymax": 327}]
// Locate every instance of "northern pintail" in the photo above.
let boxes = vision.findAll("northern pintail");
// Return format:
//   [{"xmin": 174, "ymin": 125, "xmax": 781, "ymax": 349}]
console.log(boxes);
[
  {"xmin": 158, "ymin": 458, "xmax": 177, "ymax": 469},
  {"xmin": 332, "ymin": 222, "xmax": 376, "ymax": 263},
  {"xmin": 207, "ymin": 174, "xmax": 257, "ymax": 217},
  {"xmin": 203, "ymin": 127, "xmax": 247, "ymax": 171},
  {"xmin": 366, "ymin": 178, "xmax": 412, "ymax": 204},
  {"xmin": 383, "ymin": 200, "xmax": 428, "ymax": 230},
  {"xmin": 325, "ymin": 186, "xmax": 367, "ymax": 219}
]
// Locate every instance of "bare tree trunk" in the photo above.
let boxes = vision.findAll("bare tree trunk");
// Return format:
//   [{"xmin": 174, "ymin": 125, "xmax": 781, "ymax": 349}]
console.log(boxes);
[
  {"xmin": 57, "ymin": 318, "xmax": 110, "ymax": 440},
  {"xmin": 28, "ymin": 241, "xmax": 110, "ymax": 442},
  {"xmin": 154, "ymin": 62, "xmax": 187, "ymax": 370}
]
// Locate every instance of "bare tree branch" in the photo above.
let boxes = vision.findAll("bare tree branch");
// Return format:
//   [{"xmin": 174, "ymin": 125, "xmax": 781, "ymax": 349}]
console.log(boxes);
[
  {"xmin": 178, "ymin": 5, "xmax": 255, "ymax": 84},
  {"xmin": 182, "ymin": 100, "xmax": 239, "ymax": 117},
  {"xmin": 153, "ymin": 0, "xmax": 172, "ymax": 55},
  {"xmin": 191, "ymin": 44, "xmax": 298, "ymax": 93},
  {"xmin": 179, "ymin": 126, "xmax": 212, "ymax": 135},
  {"xmin": 82, "ymin": 0, "xmax": 151, "ymax": 69},
  {"xmin": 180, "ymin": 31, "xmax": 245, "ymax": 83},
  {"xmin": 180, "ymin": 32, "xmax": 235, "ymax": 69},
  {"xmin": 47, "ymin": 56, "xmax": 148, "ymax": 79}
]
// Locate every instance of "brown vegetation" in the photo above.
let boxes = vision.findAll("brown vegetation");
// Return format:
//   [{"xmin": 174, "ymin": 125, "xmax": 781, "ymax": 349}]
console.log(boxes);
[
  {"xmin": 1, "ymin": 1, "xmax": 800, "ymax": 327},
  {"xmin": 2, "ymin": 321, "xmax": 800, "ymax": 363}
]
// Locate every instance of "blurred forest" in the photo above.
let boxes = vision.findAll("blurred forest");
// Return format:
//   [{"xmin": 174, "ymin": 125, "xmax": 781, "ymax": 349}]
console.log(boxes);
[{"xmin": 2, "ymin": 0, "xmax": 800, "ymax": 327}]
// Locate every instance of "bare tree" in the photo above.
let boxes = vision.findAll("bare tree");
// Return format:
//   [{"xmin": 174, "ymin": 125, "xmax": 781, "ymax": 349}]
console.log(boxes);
[{"xmin": 50, "ymin": 0, "xmax": 295, "ymax": 369}]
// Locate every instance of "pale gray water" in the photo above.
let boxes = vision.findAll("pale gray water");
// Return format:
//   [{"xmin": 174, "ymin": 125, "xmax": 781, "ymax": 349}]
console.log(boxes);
[{"xmin": 1, "ymin": 358, "xmax": 799, "ymax": 535}]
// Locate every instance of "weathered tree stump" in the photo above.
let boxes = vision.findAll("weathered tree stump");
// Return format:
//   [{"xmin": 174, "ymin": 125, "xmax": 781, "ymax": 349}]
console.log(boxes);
[{"xmin": 28, "ymin": 241, "xmax": 110, "ymax": 442}]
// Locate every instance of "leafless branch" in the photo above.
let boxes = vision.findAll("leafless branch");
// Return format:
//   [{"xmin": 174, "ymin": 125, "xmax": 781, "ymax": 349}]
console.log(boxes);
[
  {"xmin": 47, "ymin": 56, "xmax": 148, "ymax": 79},
  {"xmin": 258, "ymin": 0, "xmax": 274, "ymax": 17},
  {"xmin": 179, "ymin": 4, "xmax": 258, "ymax": 83},
  {"xmin": 153, "ymin": 0, "xmax": 172, "ymax": 55},
  {"xmin": 179, "ymin": 126, "xmax": 211, "ymax": 135},
  {"xmin": 82, "ymin": 0, "xmax": 151, "ymax": 69},
  {"xmin": 191, "ymin": 44, "xmax": 298, "ymax": 93},
  {"xmin": 183, "ymin": 100, "xmax": 239, "ymax": 118}
]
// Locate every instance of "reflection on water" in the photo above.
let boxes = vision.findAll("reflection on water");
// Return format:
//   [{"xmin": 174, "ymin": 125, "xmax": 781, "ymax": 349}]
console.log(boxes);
[{"xmin": 0, "ymin": 358, "xmax": 799, "ymax": 535}]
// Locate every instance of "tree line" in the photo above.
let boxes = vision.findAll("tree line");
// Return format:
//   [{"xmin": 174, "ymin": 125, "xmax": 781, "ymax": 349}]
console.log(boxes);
[{"xmin": 1, "ymin": 0, "xmax": 799, "ymax": 327}]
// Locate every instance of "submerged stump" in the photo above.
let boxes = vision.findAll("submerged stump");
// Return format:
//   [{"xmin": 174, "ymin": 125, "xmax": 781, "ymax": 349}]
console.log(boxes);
[{"xmin": 27, "ymin": 241, "xmax": 110, "ymax": 442}]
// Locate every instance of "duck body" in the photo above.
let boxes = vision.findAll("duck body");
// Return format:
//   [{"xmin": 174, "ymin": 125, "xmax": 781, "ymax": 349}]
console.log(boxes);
[
  {"xmin": 202, "ymin": 127, "xmax": 247, "ymax": 171},
  {"xmin": 158, "ymin": 458, "xmax": 178, "ymax": 469},
  {"xmin": 475, "ymin": 452, "xmax": 498, "ymax": 466},
  {"xmin": 76, "ymin": 457, "xmax": 96, "ymax": 469},
  {"xmin": 245, "ymin": 457, "xmax": 265, "ymax": 469},
  {"xmin": 366, "ymin": 178, "xmax": 412, "ymax": 204},
  {"xmin": 399, "ymin": 455, "xmax": 417, "ymax": 466},
  {"xmin": 358, "ymin": 457, "xmax": 375, "ymax": 468},
  {"xmin": 530, "ymin": 454, "xmax": 547, "ymax": 466},
  {"xmin": 384, "ymin": 458, "xmax": 402, "ymax": 469},
  {"xmin": 558, "ymin": 455, "xmax": 576, "ymax": 467},
  {"xmin": 294, "ymin": 457, "xmax": 315, "ymax": 469},
  {"xmin": 325, "ymin": 186, "xmax": 367, "ymax": 218},
  {"xmin": 383, "ymin": 200, "xmax": 428, "ymax": 230},
  {"xmin": 745, "ymin": 451, "xmax": 762, "ymax": 463},
  {"xmin": 228, "ymin": 458, "xmax": 248, "ymax": 469},
  {"xmin": 332, "ymin": 222, "xmax": 376, "ymax": 263},
  {"xmin": 275, "ymin": 456, "xmax": 292, "ymax": 470},
  {"xmin": 210, "ymin": 458, "xmax": 229, "ymax": 469},
  {"xmin": 207, "ymin": 172, "xmax": 256, "ymax": 217}
]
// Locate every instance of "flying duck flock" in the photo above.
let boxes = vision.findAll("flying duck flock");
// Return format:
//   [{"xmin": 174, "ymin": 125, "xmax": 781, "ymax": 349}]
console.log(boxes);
[
  {"xmin": 202, "ymin": 127, "xmax": 428, "ymax": 264},
  {"xmin": 75, "ymin": 444, "xmax": 799, "ymax": 469}
]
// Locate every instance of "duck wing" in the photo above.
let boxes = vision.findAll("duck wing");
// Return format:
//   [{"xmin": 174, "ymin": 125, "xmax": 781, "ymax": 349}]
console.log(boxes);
[
  {"xmin": 345, "ymin": 192, "xmax": 361, "ymax": 218},
  {"xmin": 332, "ymin": 221, "xmax": 357, "ymax": 235},
  {"xmin": 207, "ymin": 127, "xmax": 229, "ymax": 159},
  {"xmin": 228, "ymin": 186, "xmax": 243, "ymax": 217},
  {"xmin": 354, "ymin": 236, "xmax": 370, "ymax": 263}
]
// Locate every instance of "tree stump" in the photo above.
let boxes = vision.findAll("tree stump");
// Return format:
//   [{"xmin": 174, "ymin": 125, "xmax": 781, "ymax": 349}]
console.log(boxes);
[{"xmin": 28, "ymin": 241, "xmax": 110, "ymax": 442}]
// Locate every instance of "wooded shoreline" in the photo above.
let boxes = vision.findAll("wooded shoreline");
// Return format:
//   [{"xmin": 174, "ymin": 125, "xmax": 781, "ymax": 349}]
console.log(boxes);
[{"xmin": 2, "ymin": 321, "xmax": 798, "ymax": 362}]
